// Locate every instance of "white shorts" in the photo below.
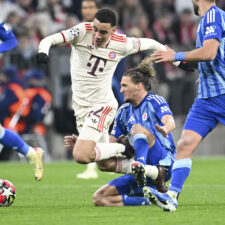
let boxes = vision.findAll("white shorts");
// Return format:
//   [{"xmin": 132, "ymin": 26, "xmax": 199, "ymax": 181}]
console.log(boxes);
[{"xmin": 73, "ymin": 103, "xmax": 117, "ymax": 143}]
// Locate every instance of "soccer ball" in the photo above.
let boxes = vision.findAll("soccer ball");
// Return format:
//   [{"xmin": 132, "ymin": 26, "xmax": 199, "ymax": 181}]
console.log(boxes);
[{"xmin": 0, "ymin": 179, "xmax": 16, "ymax": 207}]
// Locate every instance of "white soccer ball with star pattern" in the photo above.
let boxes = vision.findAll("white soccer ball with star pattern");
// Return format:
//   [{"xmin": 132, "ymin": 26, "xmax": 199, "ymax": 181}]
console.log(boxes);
[{"xmin": 0, "ymin": 179, "xmax": 16, "ymax": 207}]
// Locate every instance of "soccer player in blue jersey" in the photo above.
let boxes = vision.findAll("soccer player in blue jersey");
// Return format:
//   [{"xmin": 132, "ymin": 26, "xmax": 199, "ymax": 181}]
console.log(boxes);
[
  {"xmin": 90, "ymin": 57, "xmax": 177, "ymax": 207},
  {"xmin": 0, "ymin": 19, "xmax": 44, "ymax": 181},
  {"xmin": 147, "ymin": 0, "xmax": 225, "ymax": 211}
]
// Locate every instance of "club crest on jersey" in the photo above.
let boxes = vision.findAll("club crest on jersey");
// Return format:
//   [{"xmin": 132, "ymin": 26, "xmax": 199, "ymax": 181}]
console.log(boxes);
[
  {"xmin": 108, "ymin": 51, "xmax": 116, "ymax": 59},
  {"xmin": 142, "ymin": 112, "xmax": 147, "ymax": 121}
]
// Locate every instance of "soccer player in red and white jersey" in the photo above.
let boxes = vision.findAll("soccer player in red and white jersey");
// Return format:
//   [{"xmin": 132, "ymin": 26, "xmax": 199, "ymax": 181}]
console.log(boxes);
[{"xmin": 36, "ymin": 8, "xmax": 190, "ymax": 167}]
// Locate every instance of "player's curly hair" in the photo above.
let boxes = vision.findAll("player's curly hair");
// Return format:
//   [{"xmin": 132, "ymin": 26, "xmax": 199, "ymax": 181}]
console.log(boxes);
[
  {"xmin": 123, "ymin": 57, "xmax": 158, "ymax": 91},
  {"xmin": 95, "ymin": 8, "xmax": 117, "ymax": 27}
]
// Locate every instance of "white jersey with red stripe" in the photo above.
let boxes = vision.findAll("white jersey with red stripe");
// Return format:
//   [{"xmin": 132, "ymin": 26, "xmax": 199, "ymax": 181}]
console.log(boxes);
[
  {"xmin": 59, "ymin": 22, "xmax": 142, "ymax": 112},
  {"xmin": 38, "ymin": 22, "xmax": 172, "ymax": 135}
]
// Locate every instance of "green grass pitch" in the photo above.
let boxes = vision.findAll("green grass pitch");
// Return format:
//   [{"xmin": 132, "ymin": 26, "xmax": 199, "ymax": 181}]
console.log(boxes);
[{"xmin": 1, "ymin": 157, "xmax": 225, "ymax": 225}]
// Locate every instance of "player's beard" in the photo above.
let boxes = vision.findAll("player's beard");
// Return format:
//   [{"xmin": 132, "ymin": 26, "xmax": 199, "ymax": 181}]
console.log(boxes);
[{"xmin": 192, "ymin": 2, "xmax": 199, "ymax": 16}]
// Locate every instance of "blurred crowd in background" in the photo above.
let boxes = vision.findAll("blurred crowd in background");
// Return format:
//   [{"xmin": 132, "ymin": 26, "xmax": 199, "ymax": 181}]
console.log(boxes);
[{"xmin": 1, "ymin": 0, "xmax": 225, "ymax": 159}]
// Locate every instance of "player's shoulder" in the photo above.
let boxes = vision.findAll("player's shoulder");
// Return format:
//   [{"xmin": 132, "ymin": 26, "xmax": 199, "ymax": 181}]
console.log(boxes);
[
  {"xmin": 146, "ymin": 93, "xmax": 167, "ymax": 105},
  {"xmin": 71, "ymin": 22, "xmax": 93, "ymax": 33},
  {"xmin": 118, "ymin": 102, "xmax": 130, "ymax": 111},
  {"xmin": 110, "ymin": 32, "xmax": 127, "ymax": 46},
  {"xmin": 116, "ymin": 103, "xmax": 130, "ymax": 116},
  {"xmin": 204, "ymin": 6, "xmax": 222, "ymax": 24},
  {"xmin": 83, "ymin": 22, "xmax": 93, "ymax": 32}
]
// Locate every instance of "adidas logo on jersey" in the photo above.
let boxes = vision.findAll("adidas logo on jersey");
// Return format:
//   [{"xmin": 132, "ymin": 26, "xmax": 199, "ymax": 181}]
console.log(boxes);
[
  {"xmin": 205, "ymin": 26, "xmax": 216, "ymax": 35},
  {"xmin": 128, "ymin": 116, "xmax": 136, "ymax": 123}
]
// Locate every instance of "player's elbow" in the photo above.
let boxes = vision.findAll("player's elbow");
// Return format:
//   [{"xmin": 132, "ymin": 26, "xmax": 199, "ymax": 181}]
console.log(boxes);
[
  {"xmin": 207, "ymin": 54, "xmax": 216, "ymax": 61},
  {"xmin": 205, "ymin": 51, "xmax": 217, "ymax": 61}
]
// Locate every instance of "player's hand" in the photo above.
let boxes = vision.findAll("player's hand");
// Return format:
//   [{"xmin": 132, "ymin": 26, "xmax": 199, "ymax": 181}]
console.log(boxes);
[
  {"xmin": 152, "ymin": 45, "xmax": 175, "ymax": 63},
  {"xmin": 155, "ymin": 124, "xmax": 169, "ymax": 138},
  {"xmin": 64, "ymin": 134, "xmax": 77, "ymax": 150},
  {"xmin": 178, "ymin": 61, "xmax": 198, "ymax": 72},
  {"xmin": 35, "ymin": 52, "xmax": 49, "ymax": 64}
]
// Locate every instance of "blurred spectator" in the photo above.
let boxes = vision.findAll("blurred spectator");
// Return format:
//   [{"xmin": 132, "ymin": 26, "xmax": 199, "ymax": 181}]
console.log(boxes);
[
  {"xmin": 0, "ymin": 0, "xmax": 20, "ymax": 21},
  {"xmin": 152, "ymin": 11, "xmax": 177, "ymax": 46},
  {"xmin": 15, "ymin": 0, "xmax": 38, "ymax": 18},
  {"xmin": 65, "ymin": 14, "xmax": 80, "ymax": 29},
  {"xmin": 174, "ymin": 0, "xmax": 194, "ymax": 14},
  {"xmin": 172, "ymin": 8, "xmax": 196, "ymax": 49},
  {"xmin": 6, "ymin": 31, "xmax": 36, "ymax": 77},
  {"xmin": 5, "ymin": 11, "xmax": 22, "ymax": 31},
  {"xmin": 18, "ymin": 69, "xmax": 52, "ymax": 134},
  {"xmin": 0, "ymin": 66, "xmax": 25, "ymax": 130},
  {"xmin": 141, "ymin": 0, "xmax": 175, "ymax": 26},
  {"xmin": 118, "ymin": 0, "xmax": 145, "ymax": 31},
  {"xmin": 135, "ymin": 13, "xmax": 153, "ymax": 39},
  {"xmin": 81, "ymin": 0, "xmax": 98, "ymax": 22}
]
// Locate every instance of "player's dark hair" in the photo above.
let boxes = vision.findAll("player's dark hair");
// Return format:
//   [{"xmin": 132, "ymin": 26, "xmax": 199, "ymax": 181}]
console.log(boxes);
[
  {"xmin": 123, "ymin": 57, "xmax": 157, "ymax": 92},
  {"xmin": 95, "ymin": 8, "xmax": 117, "ymax": 27}
]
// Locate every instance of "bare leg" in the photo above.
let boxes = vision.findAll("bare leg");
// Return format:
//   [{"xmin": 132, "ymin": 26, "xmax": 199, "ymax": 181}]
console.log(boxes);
[{"xmin": 93, "ymin": 184, "xmax": 124, "ymax": 206}]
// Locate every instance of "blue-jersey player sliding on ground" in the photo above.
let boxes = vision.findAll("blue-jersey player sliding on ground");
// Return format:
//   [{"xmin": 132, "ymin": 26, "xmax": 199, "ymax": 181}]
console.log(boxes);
[
  {"xmin": 64, "ymin": 57, "xmax": 177, "ymax": 207},
  {"xmin": 0, "ymin": 19, "xmax": 43, "ymax": 181},
  {"xmin": 149, "ymin": 0, "xmax": 225, "ymax": 211},
  {"xmin": 91, "ymin": 57, "xmax": 177, "ymax": 208}
]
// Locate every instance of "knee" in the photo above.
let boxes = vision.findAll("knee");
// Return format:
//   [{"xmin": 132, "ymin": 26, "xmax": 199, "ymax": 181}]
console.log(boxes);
[
  {"xmin": 93, "ymin": 192, "xmax": 104, "ymax": 206},
  {"xmin": 97, "ymin": 158, "xmax": 116, "ymax": 172},
  {"xmin": 131, "ymin": 124, "xmax": 155, "ymax": 146},
  {"xmin": 177, "ymin": 136, "xmax": 191, "ymax": 151},
  {"xmin": 73, "ymin": 149, "xmax": 92, "ymax": 164}
]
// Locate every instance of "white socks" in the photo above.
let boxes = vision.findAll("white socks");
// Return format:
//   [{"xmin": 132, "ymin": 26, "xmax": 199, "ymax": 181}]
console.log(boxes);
[
  {"xmin": 116, "ymin": 158, "xmax": 134, "ymax": 174},
  {"xmin": 115, "ymin": 158, "xmax": 159, "ymax": 180},
  {"xmin": 145, "ymin": 165, "xmax": 159, "ymax": 180},
  {"xmin": 94, "ymin": 143, "xmax": 125, "ymax": 161},
  {"xmin": 25, "ymin": 147, "xmax": 36, "ymax": 159}
]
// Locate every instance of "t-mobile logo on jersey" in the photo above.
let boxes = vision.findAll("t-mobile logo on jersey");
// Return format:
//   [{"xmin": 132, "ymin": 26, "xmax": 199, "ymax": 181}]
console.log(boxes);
[
  {"xmin": 205, "ymin": 25, "xmax": 216, "ymax": 35},
  {"xmin": 87, "ymin": 54, "xmax": 107, "ymax": 76}
]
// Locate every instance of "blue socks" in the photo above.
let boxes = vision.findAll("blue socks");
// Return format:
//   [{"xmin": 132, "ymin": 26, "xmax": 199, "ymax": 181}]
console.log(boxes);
[
  {"xmin": 169, "ymin": 158, "xmax": 192, "ymax": 193},
  {"xmin": 0, "ymin": 127, "xmax": 29, "ymax": 155},
  {"xmin": 133, "ymin": 134, "xmax": 149, "ymax": 165},
  {"xmin": 122, "ymin": 195, "xmax": 149, "ymax": 206}
]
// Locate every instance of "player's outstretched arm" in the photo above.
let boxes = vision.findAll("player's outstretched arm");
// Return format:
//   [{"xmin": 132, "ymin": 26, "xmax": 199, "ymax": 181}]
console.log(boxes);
[
  {"xmin": 138, "ymin": 39, "xmax": 197, "ymax": 72},
  {"xmin": 152, "ymin": 39, "xmax": 219, "ymax": 63},
  {"xmin": 36, "ymin": 33, "xmax": 66, "ymax": 65}
]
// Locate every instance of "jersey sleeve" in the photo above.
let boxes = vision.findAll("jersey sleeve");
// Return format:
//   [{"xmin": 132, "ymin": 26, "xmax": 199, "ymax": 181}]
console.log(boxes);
[
  {"xmin": 124, "ymin": 37, "xmax": 141, "ymax": 56},
  {"xmin": 0, "ymin": 22, "xmax": 17, "ymax": 53},
  {"xmin": 203, "ymin": 8, "xmax": 222, "ymax": 42},
  {"xmin": 111, "ymin": 106, "xmax": 127, "ymax": 138},
  {"xmin": 149, "ymin": 95, "xmax": 173, "ymax": 120},
  {"xmin": 60, "ymin": 22, "xmax": 87, "ymax": 44}
]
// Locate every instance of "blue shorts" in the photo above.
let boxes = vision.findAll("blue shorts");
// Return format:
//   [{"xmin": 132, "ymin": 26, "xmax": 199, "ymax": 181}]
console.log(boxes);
[{"xmin": 184, "ymin": 94, "xmax": 225, "ymax": 138}]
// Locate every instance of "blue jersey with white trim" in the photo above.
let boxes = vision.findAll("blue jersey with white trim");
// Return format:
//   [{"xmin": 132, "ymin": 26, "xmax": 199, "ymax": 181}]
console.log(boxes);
[
  {"xmin": 111, "ymin": 93, "xmax": 176, "ymax": 153},
  {"xmin": 0, "ymin": 20, "xmax": 17, "ymax": 53},
  {"xmin": 196, "ymin": 5, "xmax": 225, "ymax": 98}
]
